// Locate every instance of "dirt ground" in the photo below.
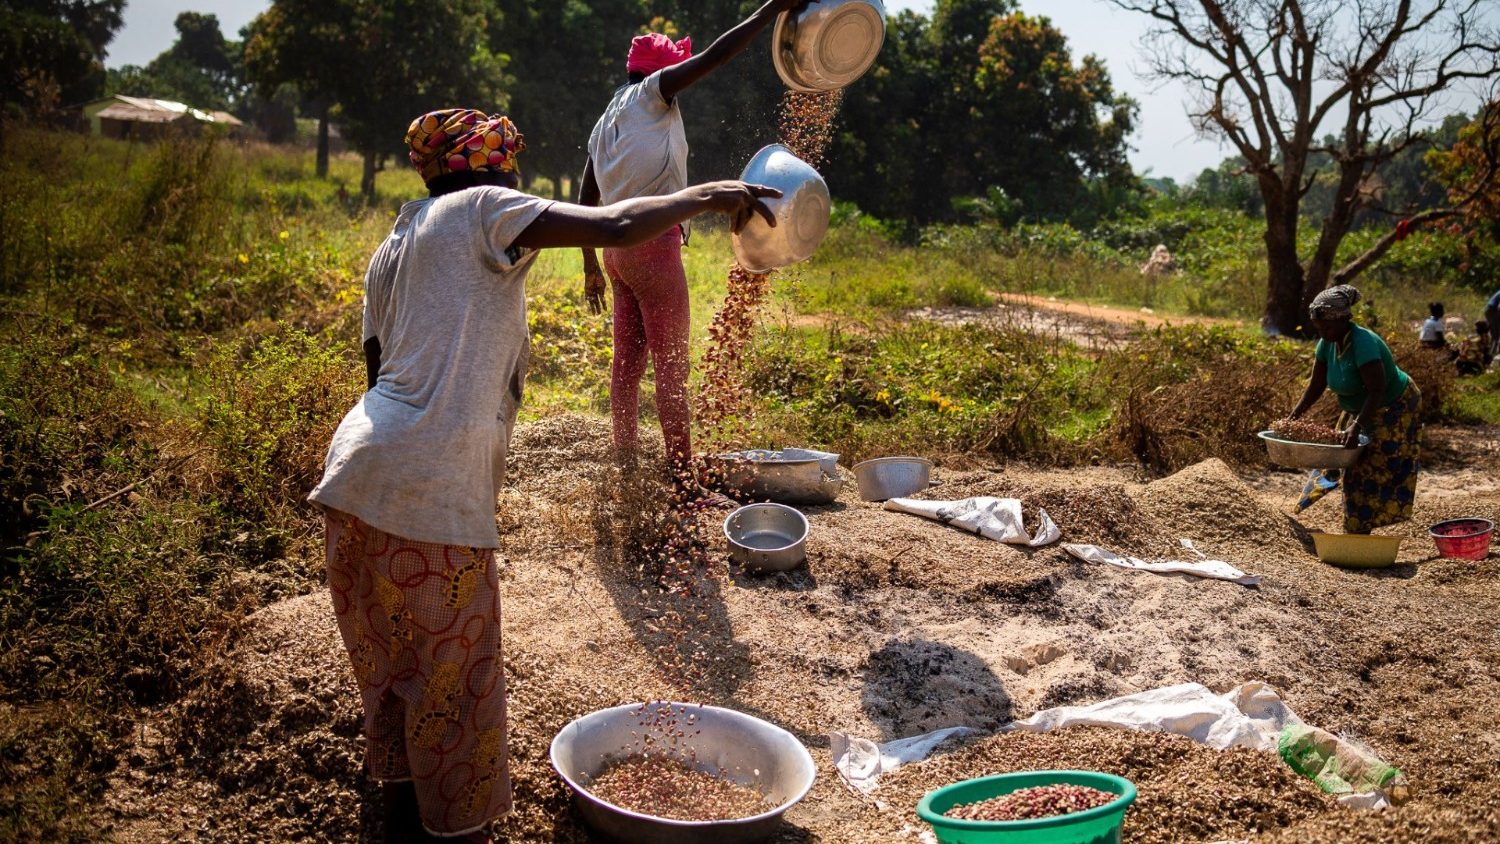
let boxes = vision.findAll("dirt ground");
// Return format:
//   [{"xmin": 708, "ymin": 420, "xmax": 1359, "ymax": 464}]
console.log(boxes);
[{"xmin": 103, "ymin": 418, "xmax": 1500, "ymax": 843}]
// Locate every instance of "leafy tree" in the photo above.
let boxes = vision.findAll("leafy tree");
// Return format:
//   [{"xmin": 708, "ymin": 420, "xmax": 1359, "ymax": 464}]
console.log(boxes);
[
  {"xmin": 1428, "ymin": 101, "xmax": 1500, "ymax": 236},
  {"xmin": 823, "ymin": 0, "xmax": 1137, "ymax": 227},
  {"xmin": 490, "ymin": 0, "xmax": 649, "ymax": 197},
  {"xmin": 246, "ymin": 0, "xmax": 507, "ymax": 194},
  {"xmin": 105, "ymin": 13, "xmax": 242, "ymax": 112},
  {"xmin": 1111, "ymin": 0, "xmax": 1500, "ymax": 336},
  {"xmin": 243, "ymin": 0, "xmax": 353, "ymax": 177},
  {"xmin": 0, "ymin": 0, "xmax": 125, "ymax": 115}
]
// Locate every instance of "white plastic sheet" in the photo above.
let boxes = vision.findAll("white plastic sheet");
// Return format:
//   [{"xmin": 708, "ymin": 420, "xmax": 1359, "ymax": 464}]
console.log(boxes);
[
  {"xmin": 830, "ymin": 727, "xmax": 978, "ymax": 794},
  {"xmin": 1009, "ymin": 682, "xmax": 1300, "ymax": 752},
  {"xmin": 830, "ymin": 683, "xmax": 1401, "ymax": 809},
  {"xmin": 883, "ymin": 497, "xmax": 1061, "ymax": 547},
  {"xmin": 1062, "ymin": 541, "xmax": 1261, "ymax": 586}
]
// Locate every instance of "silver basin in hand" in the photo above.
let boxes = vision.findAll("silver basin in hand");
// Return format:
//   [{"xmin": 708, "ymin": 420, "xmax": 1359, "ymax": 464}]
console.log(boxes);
[
  {"xmin": 1257, "ymin": 430, "xmax": 1370, "ymax": 470},
  {"xmin": 773, "ymin": 0, "xmax": 887, "ymax": 93},
  {"xmin": 732, "ymin": 144, "xmax": 831, "ymax": 274}
]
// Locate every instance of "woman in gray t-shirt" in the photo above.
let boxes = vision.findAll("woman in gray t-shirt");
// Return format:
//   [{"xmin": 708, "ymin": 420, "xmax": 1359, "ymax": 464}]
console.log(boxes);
[
  {"xmin": 579, "ymin": 0, "xmax": 815, "ymax": 489},
  {"xmin": 310, "ymin": 108, "xmax": 777, "ymax": 842}
]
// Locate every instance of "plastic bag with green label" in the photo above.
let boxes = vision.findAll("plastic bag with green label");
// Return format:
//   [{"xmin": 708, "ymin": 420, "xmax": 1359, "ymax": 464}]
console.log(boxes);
[{"xmin": 1278, "ymin": 724, "xmax": 1409, "ymax": 807}]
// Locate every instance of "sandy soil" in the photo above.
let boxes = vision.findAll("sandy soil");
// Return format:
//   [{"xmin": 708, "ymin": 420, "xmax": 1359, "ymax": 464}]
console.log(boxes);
[{"xmin": 104, "ymin": 416, "xmax": 1500, "ymax": 842}]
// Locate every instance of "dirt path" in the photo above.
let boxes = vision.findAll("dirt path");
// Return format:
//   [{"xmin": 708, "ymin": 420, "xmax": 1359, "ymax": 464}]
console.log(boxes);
[
  {"xmin": 991, "ymin": 292, "xmax": 1244, "ymax": 330},
  {"xmin": 102, "ymin": 416, "xmax": 1500, "ymax": 843}
]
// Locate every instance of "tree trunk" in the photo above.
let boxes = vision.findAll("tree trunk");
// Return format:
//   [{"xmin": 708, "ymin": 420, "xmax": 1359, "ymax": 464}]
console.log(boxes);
[
  {"xmin": 316, "ymin": 105, "xmax": 330, "ymax": 179},
  {"xmin": 361, "ymin": 150, "xmax": 378, "ymax": 199},
  {"xmin": 1261, "ymin": 192, "xmax": 1309, "ymax": 337}
]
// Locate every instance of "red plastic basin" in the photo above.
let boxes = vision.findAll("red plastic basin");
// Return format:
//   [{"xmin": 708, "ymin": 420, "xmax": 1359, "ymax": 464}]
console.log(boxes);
[{"xmin": 1429, "ymin": 518, "xmax": 1495, "ymax": 561}]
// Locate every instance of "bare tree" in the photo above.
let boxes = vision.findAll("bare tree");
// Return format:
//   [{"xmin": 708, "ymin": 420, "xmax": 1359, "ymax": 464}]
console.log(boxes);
[{"xmin": 1112, "ymin": 0, "xmax": 1500, "ymax": 335}]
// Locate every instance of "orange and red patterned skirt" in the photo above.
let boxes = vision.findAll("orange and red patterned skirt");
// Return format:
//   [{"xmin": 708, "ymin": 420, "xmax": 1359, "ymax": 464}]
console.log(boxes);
[{"xmin": 324, "ymin": 511, "xmax": 510, "ymax": 836}]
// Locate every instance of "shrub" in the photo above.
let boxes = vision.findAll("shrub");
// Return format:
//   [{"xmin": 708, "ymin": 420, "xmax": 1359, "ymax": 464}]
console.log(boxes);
[{"xmin": 195, "ymin": 327, "xmax": 363, "ymax": 547}]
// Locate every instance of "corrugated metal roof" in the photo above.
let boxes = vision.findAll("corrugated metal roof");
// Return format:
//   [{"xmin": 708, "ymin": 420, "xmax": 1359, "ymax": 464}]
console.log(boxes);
[
  {"xmin": 96, "ymin": 103, "xmax": 194, "ymax": 124},
  {"xmin": 94, "ymin": 95, "xmax": 217, "ymax": 124}
]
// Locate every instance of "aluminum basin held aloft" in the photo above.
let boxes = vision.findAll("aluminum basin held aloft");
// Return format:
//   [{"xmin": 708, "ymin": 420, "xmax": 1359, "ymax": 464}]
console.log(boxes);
[{"xmin": 732, "ymin": 144, "xmax": 831, "ymax": 274}]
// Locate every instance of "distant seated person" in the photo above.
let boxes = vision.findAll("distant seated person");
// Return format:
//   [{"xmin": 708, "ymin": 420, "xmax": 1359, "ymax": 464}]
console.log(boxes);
[
  {"xmin": 1455, "ymin": 321, "xmax": 1493, "ymax": 376},
  {"xmin": 1418, "ymin": 302, "xmax": 1447, "ymax": 350},
  {"xmin": 1487, "ymin": 289, "xmax": 1500, "ymax": 359},
  {"xmin": 1140, "ymin": 243, "xmax": 1177, "ymax": 276}
]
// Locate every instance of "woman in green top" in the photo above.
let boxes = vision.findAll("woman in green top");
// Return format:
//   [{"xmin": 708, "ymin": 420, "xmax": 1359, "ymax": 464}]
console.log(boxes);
[{"xmin": 1285, "ymin": 284, "xmax": 1422, "ymax": 534}]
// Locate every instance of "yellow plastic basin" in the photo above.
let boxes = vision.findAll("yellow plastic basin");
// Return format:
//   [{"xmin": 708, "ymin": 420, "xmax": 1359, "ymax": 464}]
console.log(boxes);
[{"xmin": 1310, "ymin": 532, "xmax": 1402, "ymax": 568}]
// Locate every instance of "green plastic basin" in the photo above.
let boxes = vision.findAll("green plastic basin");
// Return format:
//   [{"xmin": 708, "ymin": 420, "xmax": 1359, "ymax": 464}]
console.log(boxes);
[{"xmin": 917, "ymin": 770, "xmax": 1136, "ymax": 844}]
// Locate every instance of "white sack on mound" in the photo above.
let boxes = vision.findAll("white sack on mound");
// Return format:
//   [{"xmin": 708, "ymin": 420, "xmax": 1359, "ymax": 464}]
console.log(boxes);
[
  {"xmin": 1062, "ymin": 541, "xmax": 1261, "ymax": 586},
  {"xmin": 883, "ymin": 497, "xmax": 1061, "ymax": 547},
  {"xmin": 1010, "ymin": 681, "xmax": 1300, "ymax": 752}
]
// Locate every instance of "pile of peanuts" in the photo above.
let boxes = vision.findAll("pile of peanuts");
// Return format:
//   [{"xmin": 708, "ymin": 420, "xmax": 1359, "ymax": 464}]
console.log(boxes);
[
  {"xmin": 1270, "ymin": 417, "xmax": 1344, "ymax": 445},
  {"xmin": 585, "ymin": 753, "xmax": 770, "ymax": 822},
  {"xmin": 944, "ymin": 783, "xmax": 1116, "ymax": 821}
]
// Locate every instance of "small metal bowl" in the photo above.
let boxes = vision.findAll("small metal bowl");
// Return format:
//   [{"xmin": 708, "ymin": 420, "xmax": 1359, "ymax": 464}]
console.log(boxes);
[
  {"xmin": 772, "ymin": 0, "xmax": 887, "ymax": 93},
  {"xmin": 1258, "ymin": 430, "xmax": 1369, "ymax": 470},
  {"xmin": 724, "ymin": 503, "xmax": 809, "ymax": 573},
  {"xmin": 852, "ymin": 456, "xmax": 932, "ymax": 501},
  {"xmin": 732, "ymin": 144, "xmax": 831, "ymax": 274},
  {"xmin": 551, "ymin": 702, "xmax": 817, "ymax": 844}
]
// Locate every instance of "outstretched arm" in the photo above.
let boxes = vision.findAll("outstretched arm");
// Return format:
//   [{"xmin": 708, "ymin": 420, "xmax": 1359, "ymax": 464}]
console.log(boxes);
[
  {"xmin": 1289, "ymin": 358, "xmax": 1329, "ymax": 420},
  {"xmin": 658, "ymin": 0, "xmax": 813, "ymax": 101},
  {"xmin": 578, "ymin": 158, "xmax": 607, "ymax": 314},
  {"xmin": 513, "ymin": 181, "xmax": 780, "ymax": 251}
]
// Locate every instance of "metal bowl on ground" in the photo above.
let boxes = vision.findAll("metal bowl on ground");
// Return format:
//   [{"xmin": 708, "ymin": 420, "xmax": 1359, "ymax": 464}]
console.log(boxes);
[
  {"xmin": 852, "ymin": 456, "xmax": 933, "ymax": 501},
  {"xmin": 772, "ymin": 0, "xmax": 887, "ymax": 93},
  {"xmin": 1258, "ymin": 430, "xmax": 1370, "ymax": 470},
  {"xmin": 732, "ymin": 144, "xmax": 831, "ymax": 274},
  {"xmin": 551, "ymin": 701, "xmax": 817, "ymax": 844},
  {"xmin": 1310, "ymin": 531, "xmax": 1402, "ymax": 568},
  {"xmin": 718, "ymin": 448, "xmax": 842, "ymax": 505},
  {"xmin": 724, "ymin": 503, "xmax": 810, "ymax": 573}
]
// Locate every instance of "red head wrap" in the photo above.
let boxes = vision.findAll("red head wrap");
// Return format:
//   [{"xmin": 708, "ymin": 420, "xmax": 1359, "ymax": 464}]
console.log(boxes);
[{"xmin": 627, "ymin": 33, "xmax": 693, "ymax": 76}]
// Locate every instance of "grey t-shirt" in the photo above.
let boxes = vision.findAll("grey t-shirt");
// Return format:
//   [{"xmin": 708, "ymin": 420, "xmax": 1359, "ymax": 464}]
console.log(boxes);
[
  {"xmin": 309, "ymin": 186, "xmax": 553, "ymax": 548},
  {"xmin": 588, "ymin": 70, "xmax": 690, "ymax": 235}
]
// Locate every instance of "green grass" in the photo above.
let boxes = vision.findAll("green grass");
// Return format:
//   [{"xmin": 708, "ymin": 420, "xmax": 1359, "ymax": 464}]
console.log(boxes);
[{"xmin": 1449, "ymin": 370, "xmax": 1500, "ymax": 423}]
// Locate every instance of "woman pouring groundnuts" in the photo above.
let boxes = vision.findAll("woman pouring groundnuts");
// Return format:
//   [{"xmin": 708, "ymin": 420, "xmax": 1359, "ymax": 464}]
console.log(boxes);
[{"xmin": 1284, "ymin": 284, "xmax": 1423, "ymax": 534}]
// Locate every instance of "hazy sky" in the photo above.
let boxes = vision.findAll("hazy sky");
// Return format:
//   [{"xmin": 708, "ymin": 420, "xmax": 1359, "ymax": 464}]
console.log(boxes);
[{"xmin": 108, "ymin": 0, "xmax": 1491, "ymax": 181}]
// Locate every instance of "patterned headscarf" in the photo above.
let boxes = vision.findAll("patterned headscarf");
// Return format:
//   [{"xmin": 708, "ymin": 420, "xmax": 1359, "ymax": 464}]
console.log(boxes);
[
  {"xmin": 405, "ymin": 109, "xmax": 525, "ymax": 184},
  {"xmin": 627, "ymin": 33, "xmax": 693, "ymax": 75},
  {"xmin": 1309, "ymin": 284, "xmax": 1361, "ymax": 320}
]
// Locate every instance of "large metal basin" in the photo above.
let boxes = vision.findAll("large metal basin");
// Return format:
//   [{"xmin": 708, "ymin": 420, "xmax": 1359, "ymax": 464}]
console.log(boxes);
[
  {"xmin": 773, "ymin": 0, "xmax": 887, "ymax": 93},
  {"xmin": 719, "ymin": 448, "xmax": 842, "ymax": 505},
  {"xmin": 852, "ymin": 456, "xmax": 932, "ymax": 501},
  {"xmin": 724, "ymin": 503, "xmax": 810, "ymax": 573},
  {"xmin": 550, "ymin": 702, "xmax": 816, "ymax": 844},
  {"xmin": 1258, "ymin": 430, "xmax": 1369, "ymax": 470},
  {"xmin": 732, "ymin": 144, "xmax": 830, "ymax": 274}
]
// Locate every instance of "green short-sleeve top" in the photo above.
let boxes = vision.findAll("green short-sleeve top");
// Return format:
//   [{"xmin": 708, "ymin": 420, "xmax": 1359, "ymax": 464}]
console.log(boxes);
[{"xmin": 1314, "ymin": 325, "xmax": 1410, "ymax": 414}]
